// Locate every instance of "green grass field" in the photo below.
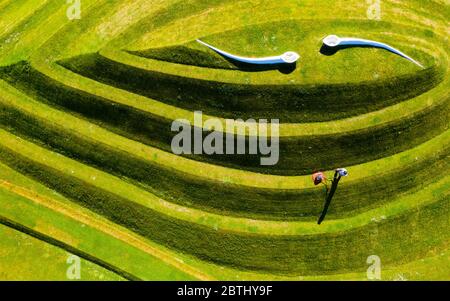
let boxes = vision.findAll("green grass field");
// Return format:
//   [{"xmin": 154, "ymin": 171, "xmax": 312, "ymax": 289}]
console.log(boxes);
[{"xmin": 0, "ymin": 0, "xmax": 448, "ymax": 280}]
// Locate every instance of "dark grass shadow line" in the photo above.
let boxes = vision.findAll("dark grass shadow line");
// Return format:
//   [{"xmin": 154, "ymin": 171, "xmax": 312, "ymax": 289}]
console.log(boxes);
[
  {"xmin": 221, "ymin": 55, "xmax": 297, "ymax": 74},
  {"xmin": 127, "ymin": 48, "xmax": 297, "ymax": 74},
  {"xmin": 320, "ymin": 43, "xmax": 410, "ymax": 56}
]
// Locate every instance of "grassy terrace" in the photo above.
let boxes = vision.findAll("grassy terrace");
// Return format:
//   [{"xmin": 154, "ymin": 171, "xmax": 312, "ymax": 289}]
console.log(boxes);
[
  {"xmin": 12, "ymin": 16, "xmax": 445, "ymax": 174},
  {"xmin": 0, "ymin": 0, "xmax": 448, "ymax": 279},
  {"xmin": 0, "ymin": 80, "xmax": 448, "ymax": 219},
  {"xmin": 61, "ymin": 32, "xmax": 439, "ymax": 123},
  {"xmin": 0, "ymin": 130, "xmax": 448, "ymax": 274},
  {"xmin": 0, "ymin": 162, "xmax": 201, "ymax": 280},
  {"xmin": 1, "ymin": 60, "xmax": 447, "ymax": 175},
  {"xmin": 1, "ymin": 160, "xmax": 446, "ymax": 280}
]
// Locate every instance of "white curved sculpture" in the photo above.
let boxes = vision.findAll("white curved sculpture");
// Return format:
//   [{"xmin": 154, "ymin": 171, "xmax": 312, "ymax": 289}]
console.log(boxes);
[
  {"xmin": 196, "ymin": 39, "xmax": 300, "ymax": 65},
  {"xmin": 323, "ymin": 35, "xmax": 423, "ymax": 68},
  {"xmin": 336, "ymin": 168, "xmax": 349, "ymax": 177}
]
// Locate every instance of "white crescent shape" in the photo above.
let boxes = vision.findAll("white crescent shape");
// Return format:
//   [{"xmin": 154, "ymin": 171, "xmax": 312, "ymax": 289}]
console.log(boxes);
[
  {"xmin": 196, "ymin": 39, "xmax": 300, "ymax": 65},
  {"xmin": 323, "ymin": 35, "xmax": 423, "ymax": 68}
]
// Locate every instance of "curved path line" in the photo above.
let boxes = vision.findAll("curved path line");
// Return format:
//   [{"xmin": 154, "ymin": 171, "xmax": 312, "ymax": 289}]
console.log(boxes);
[{"xmin": 0, "ymin": 179, "xmax": 214, "ymax": 281}]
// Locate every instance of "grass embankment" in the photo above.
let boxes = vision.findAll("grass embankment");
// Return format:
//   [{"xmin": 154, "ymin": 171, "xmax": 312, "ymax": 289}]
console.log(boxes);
[
  {"xmin": 59, "ymin": 49, "xmax": 437, "ymax": 123},
  {"xmin": 0, "ymin": 163, "xmax": 201, "ymax": 280},
  {"xmin": 0, "ymin": 0, "xmax": 447, "ymax": 280},
  {"xmin": 1, "ymin": 161, "xmax": 448, "ymax": 280},
  {"xmin": 0, "ymin": 95, "xmax": 448, "ymax": 232},
  {"xmin": 0, "ymin": 129, "xmax": 448, "ymax": 275},
  {"xmin": 0, "ymin": 145, "xmax": 447, "ymax": 275},
  {"xmin": 1, "ymin": 61, "xmax": 447, "ymax": 175},
  {"xmin": 0, "ymin": 80, "xmax": 448, "ymax": 219},
  {"xmin": 88, "ymin": 46, "xmax": 450, "ymax": 138}
]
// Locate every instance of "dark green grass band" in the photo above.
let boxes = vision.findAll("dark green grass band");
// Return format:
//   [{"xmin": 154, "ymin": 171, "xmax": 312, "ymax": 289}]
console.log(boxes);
[{"xmin": 129, "ymin": 46, "xmax": 238, "ymax": 70}]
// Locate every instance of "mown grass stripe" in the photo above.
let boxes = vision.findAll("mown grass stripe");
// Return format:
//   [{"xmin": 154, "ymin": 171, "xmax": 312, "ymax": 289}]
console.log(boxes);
[
  {"xmin": 0, "ymin": 99, "xmax": 448, "ymax": 220},
  {"xmin": 0, "ymin": 0, "xmax": 48, "ymax": 40}
]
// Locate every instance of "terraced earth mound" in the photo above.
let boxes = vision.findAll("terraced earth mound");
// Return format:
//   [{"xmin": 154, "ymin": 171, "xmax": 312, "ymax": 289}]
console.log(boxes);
[{"xmin": 0, "ymin": 0, "xmax": 448, "ymax": 280}]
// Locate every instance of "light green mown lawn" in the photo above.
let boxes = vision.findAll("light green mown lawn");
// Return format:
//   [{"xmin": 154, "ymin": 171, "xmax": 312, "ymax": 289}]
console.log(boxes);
[
  {"xmin": 0, "ymin": 223, "xmax": 124, "ymax": 281},
  {"xmin": 0, "ymin": 0, "xmax": 47, "ymax": 39},
  {"xmin": 0, "ymin": 0, "xmax": 448, "ymax": 279}
]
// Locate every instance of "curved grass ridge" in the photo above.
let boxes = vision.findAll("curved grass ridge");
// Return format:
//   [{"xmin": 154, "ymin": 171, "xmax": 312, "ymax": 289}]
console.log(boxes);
[
  {"xmin": 0, "ymin": 79, "xmax": 448, "ymax": 190},
  {"xmin": 2, "ymin": 159, "xmax": 445, "ymax": 280},
  {"xmin": 0, "ymin": 130, "xmax": 447, "ymax": 275},
  {"xmin": 31, "ymin": 50, "xmax": 449, "ymax": 138},
  {"xmin": 58, "ymin": 52, "xmax": 441, "ymax": 123},
  {"xmin": 0, "ymin": 126, "xmax": 447, "ymax": 236},
  {"xmin": 0, "ymin": 0, "xmax": 448, "ymax": 279},
  {"xmin": 0, "ymin": 98, "xmax": 448, "ymax": 220},
  {"xmin": 1, "ymin": 61, "xmax": 448, "ymax": 175}
]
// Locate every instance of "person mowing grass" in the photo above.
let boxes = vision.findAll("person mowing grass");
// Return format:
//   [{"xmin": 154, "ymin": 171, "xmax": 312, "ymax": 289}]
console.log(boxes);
[{"xmin": 313, "ymin": 168, "xmax": 349, "ymax": 224}]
